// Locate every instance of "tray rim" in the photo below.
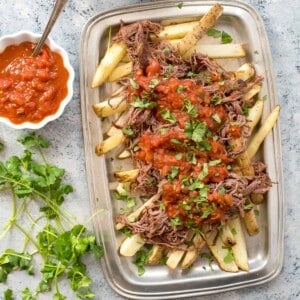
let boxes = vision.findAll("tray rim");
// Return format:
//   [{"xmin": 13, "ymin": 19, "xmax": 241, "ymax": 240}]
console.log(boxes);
[{"xmin": 79, "ymin": 0, "xmax": 285, "ymax": 298}]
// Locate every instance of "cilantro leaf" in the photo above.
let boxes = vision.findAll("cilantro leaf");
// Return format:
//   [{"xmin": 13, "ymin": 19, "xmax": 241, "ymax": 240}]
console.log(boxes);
[
  {"xmin": 3, "ymin": 289, "xmax": 14, "ymax": 300},
  {"xmin": 167, "ymin": 166, "xmax": 180, "ymax": 181},
  {"xmin": 131, "ymin": 96, "xmax": 157, "ymax": 109},
  {"xmin": 223, "ymin": 247, "xmax": 235, "ymax": 263},
  {"xmin": 185, "ymin": 120, "xmax": 208, "ymax": 143},
  {"xmin": 18, "ymin": 132, "xmax": 49, "ymax": 149},
  {"xmin": 221, "ymin": 31, "xmax": 233, "ymax": 44},
  {"xmin": 160, "ymin": 109, "xmax": 177, "ymax": 124}
]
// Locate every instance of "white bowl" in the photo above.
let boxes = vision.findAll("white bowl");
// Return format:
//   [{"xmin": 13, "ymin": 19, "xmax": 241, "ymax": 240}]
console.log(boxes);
[{"xmin": 0, "ymin": 31, "xmax": 75, "ymax": 129}]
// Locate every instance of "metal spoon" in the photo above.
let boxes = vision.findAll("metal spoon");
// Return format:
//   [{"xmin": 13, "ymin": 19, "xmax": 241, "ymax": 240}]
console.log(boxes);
[{"xmin": 32, "ymin": 0, "xmax": 68, "ymax": 56}]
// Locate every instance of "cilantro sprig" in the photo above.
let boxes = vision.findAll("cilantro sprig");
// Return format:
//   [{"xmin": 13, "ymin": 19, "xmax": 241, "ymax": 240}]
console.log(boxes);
[{"xmin": 0, "ymin": 133, "xmax": 104, "ymax": 299}]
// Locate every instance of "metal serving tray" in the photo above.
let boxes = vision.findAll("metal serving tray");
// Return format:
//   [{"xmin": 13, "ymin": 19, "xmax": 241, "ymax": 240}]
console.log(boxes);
[{"xmin": 79, "ymin": 1, "xmax": 284, "ymax": 298}]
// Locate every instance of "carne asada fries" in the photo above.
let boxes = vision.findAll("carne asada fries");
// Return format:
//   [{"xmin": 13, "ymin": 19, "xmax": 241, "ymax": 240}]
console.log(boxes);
[{"xmin": 91, "ymin": 3, "xmax": 279, "ymax": 275}]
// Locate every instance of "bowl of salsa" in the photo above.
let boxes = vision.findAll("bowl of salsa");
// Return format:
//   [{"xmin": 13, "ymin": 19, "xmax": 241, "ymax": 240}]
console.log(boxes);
[{"xmin": 0, "ymin": 31, "xmax": 74, "ymax": 129}]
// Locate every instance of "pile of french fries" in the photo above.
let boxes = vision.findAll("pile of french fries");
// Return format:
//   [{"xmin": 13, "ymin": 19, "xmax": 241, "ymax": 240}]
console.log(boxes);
[{"xmin": 91, "ymin": 4, "xmax": 280, "ymax": 273}]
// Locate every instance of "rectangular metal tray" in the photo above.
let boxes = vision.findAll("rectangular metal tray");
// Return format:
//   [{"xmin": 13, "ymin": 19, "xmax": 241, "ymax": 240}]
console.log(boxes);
[{"xmin": 79, "ymin": 1, "xmax": 284, "ymax": 298}]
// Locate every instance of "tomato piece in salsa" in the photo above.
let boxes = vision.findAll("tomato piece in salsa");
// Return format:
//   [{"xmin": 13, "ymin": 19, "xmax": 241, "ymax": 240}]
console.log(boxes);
[{"xmin": 0, "ymin": 41, "xmax": 69, "ymax": 124}]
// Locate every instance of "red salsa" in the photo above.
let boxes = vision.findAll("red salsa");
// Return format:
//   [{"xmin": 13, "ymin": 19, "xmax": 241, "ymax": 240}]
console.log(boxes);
[
  {"xmin": 129, "ymin": 60, "xmax": 241, "ymax": 226},
  {"xmin": 0, "ymin": 41, "xmax": 69, "ymax": 124}
]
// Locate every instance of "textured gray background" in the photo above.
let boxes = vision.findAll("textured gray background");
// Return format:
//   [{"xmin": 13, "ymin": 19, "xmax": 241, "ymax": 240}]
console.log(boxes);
[{"xmin": 0, "ymin": 0, "xmax": 299, "ymax": 299}]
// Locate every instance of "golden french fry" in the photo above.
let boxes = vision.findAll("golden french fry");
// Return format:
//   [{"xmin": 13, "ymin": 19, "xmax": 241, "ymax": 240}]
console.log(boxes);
[
  {"xmin": 92, "ymin": 42, "xmax": 127, "ymax": 87},
  {"xmin": 114, "ymin": 169, "xmax": 139, "ymax": 183},
  {"xmin": 246, "ymin": 105, "xmax": 280, "ymax": 159},
  {"xmin": 206, "ymin": 235, "xmax": 238, "ymax": 272},
  {"xmin": 108, "ymin": 62, "xmax": 132, "ymax": 82},
  {"xmin": 234, "ymin": 63, "xmax": 255, "ymax": 81},
  {"xmin": 157, "ymin": 21, "xmax": 199, "ymax": 40},
  {"xmin": 246, "ymin": 99, "xmax": 264, "ymax": 130},
  {"xmin": 242, "ymin": 84, "xmax": 262, "ymax": 104},
  {"xmin": 227, "ymin": 217, "xmax": 249, "ymax": 271},
  {"xmin": 244, "ymin": 208, "xmax": 259, "ymax": 236},
  {"xmin": 95, "ymin": 133, "xmax": 124, "ymax": 156},
  {"xmin": 166, "ymin": 249, "xmax": 186, "ymax": 270},
  {"xmin": 175, "ymin": 4, "xmax": 223, "ymax": 55},
  {"xmin": 181, "ymin": 234, "xmax": 206, "ymax": 269},
  {"xmin": 147, "ymin": 245, "xmax": 165, "ymax": 265},
  {"xmin": 220, "ymin": 223, "xmax": 236, "ymax": 247},
  {"xmin": 205, "ymin": 228, "xmax": 218, "ymax": 246},
  {"xmin": 185, "ymin": 43, "xmax": 246, "ymax": 59},
  {"xmin": 119, "ymin": 234, "xmax": 145, "ymax": 256},
  {"xmin": 93, "ymin": 96, "xmax": 128, "ymax": 117}
]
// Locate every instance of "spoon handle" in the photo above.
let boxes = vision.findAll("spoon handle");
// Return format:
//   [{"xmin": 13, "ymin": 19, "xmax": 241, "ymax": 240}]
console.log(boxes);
[{"xmin": 32, "ymin": 0, "xmax": 68, "ymax": 56}]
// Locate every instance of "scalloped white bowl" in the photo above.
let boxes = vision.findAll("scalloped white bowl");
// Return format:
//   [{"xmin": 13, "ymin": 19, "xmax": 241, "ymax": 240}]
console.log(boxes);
[{"xmin": 0, "ymin": 31, "xmax": 75, "ymax": 129}]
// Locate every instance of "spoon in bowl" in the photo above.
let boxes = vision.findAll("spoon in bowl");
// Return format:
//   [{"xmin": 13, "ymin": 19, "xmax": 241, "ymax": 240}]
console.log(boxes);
[{"xmin": 32, "ymin": 0, "xmax": 68, "ymax": 56}]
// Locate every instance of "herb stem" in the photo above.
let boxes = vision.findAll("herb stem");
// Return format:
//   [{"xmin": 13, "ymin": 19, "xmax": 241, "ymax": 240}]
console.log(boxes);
[{"xmin": 14, "ymin": 222, "xmax": 39, "ymax": 251}]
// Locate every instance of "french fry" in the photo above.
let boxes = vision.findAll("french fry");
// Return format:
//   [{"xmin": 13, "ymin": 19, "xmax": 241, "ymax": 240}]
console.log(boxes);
[
  {"xmin": 181, "ymin": 234, "xmax": 206, "ymax": 269},
  {"xmin": 206, "ymin": 235, "xmax": 238, "ymax": 272},
  {"xmin": 95, "ymin": 133, "xmax": 124, "ymax": 156},
  {"xmin": 246, "ymin": 105, "xmax": 280, "ymax": 159},
  {"xmin": 107, "ymin": 113, "xmax": 128, "ymax": 137},
  {"xmin": 244, "ymin": 208, "xmax": 259, "ymax": 236},
  {"xmin": 205, "ymin": 228, "xmax": 218, "ymax": 246},
  {"xmin": 92, "ymin": 42, "xmax": 127, "ymax": 87},
  {"xmin": 92, "ymin": 96, "xmax": 128, "ymax": 117},
  {"xmin": 242, "ymin": 84, "xmax": 262, "ymax": 104},
  {"xmin": 119, "ymin": 234, "xmax": 145, "ymax": 256},
  {"xmin": 147, "ymin": 245, "xmax": 164, "ymax": 265},
  {"xmin": 246, "ymin": 99, "xmax": 264, "ymax": 130},
  {"xmin": 185, "ymin": 43, "xmax": 246, "ymax": 59},
  {"xmin": 166, "ymin": 249, "xmax": 186, "ymax": 270},
  {"xmin": 157, "ymin": 21, "xmax": 199, "ymax": 40},
  {"xmin": 220, "ymin": 223, "xmax": 236, "ymax": 247},
  {"xmin": 175, "ymin": 3, "xmax": 223, "ymax": 55},
  {"xmin": 108, "ymin": 62, "xmax": 132, "ymax": 82},
  {"xmin": 234, "ymin": 63, "xmax": 255, "ymax": 81},
  {"xmin": 227, "ymin": 217, "xmax": 249, "ymax": 271},
  {"xmin": 114, "ymin": 169, "xmax": 139, "ymax": 183}
]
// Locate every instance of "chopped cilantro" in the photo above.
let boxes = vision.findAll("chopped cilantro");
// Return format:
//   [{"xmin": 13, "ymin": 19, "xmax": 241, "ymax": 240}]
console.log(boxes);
[
  {"xmin": 262, "ymin": 95, "xmax": 268, "ymax": 101},
  {"xmin": 177, "ymin": 85, "xmax": 186, "ymax": 93},
  {"xmin": 170, "ymin": 216, "xmax": 182, "ymax": 226},
  {"xmin": 160, "ymin": 109, "xmax": 177, "ymax": 123},
  {"xmin": 186, "ymin": 151, "xmax": 197, "ymax": 165},
  {"xmin": 242, "ymin": 106, "xmax": 249, "ymax": 116},
  {"xmin": 129, "ymin": 78, "xmax": 140, "ymax": 89},
  {"xmin": 185, "ymin": 120, "xmax": 208, "ymax": 143},
  {"xmin": 119, "ymin": 227, "xmax": 133, "ymax": 237},
  {"xmin": 122, "ymin": 125, "xmax": 135, "ymax": 138},
  {"xmin": 218, "ymin": 186, "xmax": 226, "ymax": 195},
  {"xmin": 254, "ymin": 209, "xmax": 260, "ymax": 216},
  {"xmin": 134, "ymin": 248, "xmax": 150, "ymax": 276},
  {"xmin": 231, "ymin": 227, "xmax": 237, "ymax": 235},
  {"xmin": 244, "ymin": 203, "xmax": 253, "ymax": 211},
  {"xmin": 208, "ymin": 159, "xmax": 221, "ymax": 166},
  {"xmin": 221, "ymin": 31, "xmax": 233, "ymax": 44},
  {"xmin": 183, "ymin": 99, "xmax": 198, "ymax": 117},
  {"xmin": 207, "ymin": 28, "xmax": 233, "ymax": 44},
  {"xmin": 212, "ymin": 113, "xmax": 221, "ymax": 123},
  {"xmin": 167, "ymin": 166, "xmax": 180, "ymax": 181},
  {"xmin": 201, "ymin": 206, "xmax": 213, "ymax": 218},
  {"xmin": 175, "ymin": 153, "xmax": 183, "ymax": 160},
  {"xmin": 177, "ymin": 2, "xmax": 183, "ymax": 9},
  {"xmin": 254, "ymin": 50, "xmax": 259, "ymax": 55},
  {"xmin": 131, "ymin": 96, "xmax": 157, "ymax": 109},
  {"xmin": 223, "ymin": 247, "xmax": 235, "ymax": 263},
  {"xmin": 211, "ymin": 95, "xmax": 222, "ymax": 105},
  {"xmin": 148, "ymin": 79, "xmax": 160, "ymax": 89},
  {"xmin": 171, "ymin": 138, "xmax": 182, "ymax": 145},
  {"xmin": 159, "ymin": 127, "xmax": 169, "ymax": 134},
  {"xmin": 198, "ymin": 163, "xmax": 208, "ymax": 180}
]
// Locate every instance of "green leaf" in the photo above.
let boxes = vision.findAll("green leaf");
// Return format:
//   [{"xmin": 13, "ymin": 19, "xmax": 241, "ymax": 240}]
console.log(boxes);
[
  {"xmin": 148, "ymin": 79, "xmax": 160, "ymax": 89},
  {"xmin": 131, "ymin": 96, "xmax": 157, "ymax": 109},
  {"xmin": 212, "ymin": 113, "xmax": 221, "ymax": 124},
  {"xmin": 170, "ymin": 216, "xmax": 182, "ymax": 226},
  {"xmin": 122, "ymin": 125, "xmax": 135, "ymax": 138},
  {"xmin": 175, "ymin": 153, "xmax": 183, "ymax": 160},
  {"xmin": 223, "ymin": 248, "xmax": 235, "ymax": 263},
  {"xmin": 221, "ymin": 31, "xmax": 233, "ymax": 44},
  {"xmin": 177, "ymin": 2, "xmax": 183, "ymax": 9},
  {"xmin": 183, "ymin": 99, "xmax": 198, "ymax": 118},
  {"xmin": 177, "ymin": 85, "xmax": 185, "ymax": 93},
  {"xmin": 185, "ymin": 120, "xmax": 208, "ymax": 143},
  {"xmin": 4, "ymin": 288, "xmax": 14, "ymax": 300},
  {"xmin": 134, "ymin": 248, "xmax": 151, "ymax": 276},
  {"xmin": 53, "ymin": 292, "xmax": 66, "ymax": 300},
  {"xmin": 207, "ymin": 28, "xmax": 222, "ymax": 38},
  {"xmin": 129, "ymin": 78, "xmax": 139, "ymax": 89},
  {"xmin": 22, "ymin": 288, "xmax": 36, "ymax": 300},
  {"xmin": 18, "ymin": 132, "xmax": 49, "ymax": 149},
  {"xmin": 167, "ymin": 166, "xmax": 180, "ymax": 181},
  {"xmin": 160, "ymin": 109, "xmax": 177, "ymax": 124}
]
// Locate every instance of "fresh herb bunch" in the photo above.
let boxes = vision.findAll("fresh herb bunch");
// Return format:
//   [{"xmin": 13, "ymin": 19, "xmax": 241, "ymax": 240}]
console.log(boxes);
[{"xmin": 0, "ymin": 133, "xmax": 103, "ymax": 299}]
